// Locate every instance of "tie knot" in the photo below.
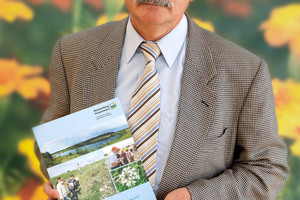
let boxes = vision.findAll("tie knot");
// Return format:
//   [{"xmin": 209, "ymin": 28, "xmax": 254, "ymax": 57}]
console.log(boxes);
[{"xmin": 140, "ymin": 42, "xmax": 161, "ymax": 62}]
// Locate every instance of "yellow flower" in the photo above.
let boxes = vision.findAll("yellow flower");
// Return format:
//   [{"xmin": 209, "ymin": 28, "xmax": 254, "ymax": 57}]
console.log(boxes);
[
  {"xmin": 260, "ymin": 4, "xmax": 300, "ymax": 56},
  {"xmin": 96, "ymin": 13, "xmax": 129, "ymax": 26},
  {"xmin": 18, "ymin": 77, "xmax": 50, "ymax": 100},
  {"xmin": 272, "ymin": 79, "xmax": 300, "ymax": 157},
  {"xmin": 289, "ymin": 34, "xmax": 300, "ymax": 58},
  {"xmin": 2, "ymin": 197, "xmax": 21, "ymax": 200},
  {"xmin": 18, "ymin": 138, "xmax": 47, "ymax": 182},
  {"xmin": 0, "ymin": 59, "xmax": 50, "ymax": 99},
  {"xmin": 31, "ymin": 185, "xmax": 48, "ymax": 200},
  {"xmin": 291, "ymin": 139, "xmax": 300, "ymax": 156},
  {"xmin": 273, "ymin": 79, "xmax": 300, "ymax": 109},
  {"xmin": 0, "ymin": 0, "xmax": 34, "ymax": 22},
  {"xmin": 193, "ymin": 18, "xmax": 215, "ymax": 32}
]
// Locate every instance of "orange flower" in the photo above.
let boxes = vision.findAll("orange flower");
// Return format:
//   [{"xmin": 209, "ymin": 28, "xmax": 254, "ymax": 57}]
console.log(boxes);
[
  {"xmin": 96, "ymin": 13, "xmax": 129, "ymax": 26},
  {"xmin": 222, "ymin": 1, "xmax": 252, "ymax": 18},
  {"xmin": 28, "ymin": 0, "xmax": 103, "ymax": 11},
  {"xmin": 84, "ymin": 0, "xmax": 103, "ymax": 10},
  {"xmin": 272, "ymin": 79, "xmax": 300, "ymax": 156},
  {"xmin": 17, "ymin": 178, "xmax": 43, "ymax": 200},
  {"xmin": 0, "ymin": 0, "xmax": 34, "ymax": 22},
  {"xmin": 193, "ymin": 18, "xmax": 215, "ymax": 32},
  {"xmin": 208, "ymin": 0, "xmax": 252, "ymax": 18},
  {"xmin": 260, "ymin": 4, "xmax": 300, "ymax": 57},
  {"xmin": 0, "ymin": 59, "xmax": 50, "ymax": 100},
  {"xmin": 50, "ymin": 0, "xmax": 72, "ymax": 12}
]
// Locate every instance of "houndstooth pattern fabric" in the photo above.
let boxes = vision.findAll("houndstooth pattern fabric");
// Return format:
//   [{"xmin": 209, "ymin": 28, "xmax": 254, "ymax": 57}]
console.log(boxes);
[
  {"xmin": 128, "ymin": 42, "xmax": 161, "ymax": 187},
  {"xmin": 35, "ymin": 15, "xmax": 289, "ymax": 200}
]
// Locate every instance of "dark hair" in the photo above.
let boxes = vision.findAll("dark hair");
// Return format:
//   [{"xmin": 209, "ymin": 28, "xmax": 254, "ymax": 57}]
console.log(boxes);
[{"xmin": 70, "ymin": 175, "xmax": 74, "ymax": 177}]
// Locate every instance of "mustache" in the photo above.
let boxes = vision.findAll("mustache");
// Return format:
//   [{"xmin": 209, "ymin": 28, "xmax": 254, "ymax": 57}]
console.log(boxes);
[{"xmin": 134, "ymin": 0, "xmax": 174, "ymax": 8}]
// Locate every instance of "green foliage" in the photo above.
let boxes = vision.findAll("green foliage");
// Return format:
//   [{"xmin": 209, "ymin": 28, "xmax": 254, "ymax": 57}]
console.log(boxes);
[
  {"xmin": 0, "ymin": 154, "xmax": 41, "ymax": 197},
  {"xmin": 277, "ymin": 139, "xmax": 300, "ymax": 200},
  {"xmin": 42, "ymin": 152, "xmax": 54, "ymax": 167},
  {"xmin": 103, "ymin": 0, "xmax": 124, "ymax": 21}
]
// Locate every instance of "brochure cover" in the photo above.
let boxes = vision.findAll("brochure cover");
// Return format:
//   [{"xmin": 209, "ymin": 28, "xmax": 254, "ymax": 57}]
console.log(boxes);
[{"xmin": 33, "ymin": 98, "xmax": 156, "ymax": 200}]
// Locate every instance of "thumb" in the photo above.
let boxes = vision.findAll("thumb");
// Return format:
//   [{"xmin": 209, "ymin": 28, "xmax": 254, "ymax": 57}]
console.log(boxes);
[{"xmin": 43, "ymin": 180, "xmax": 60, "ymax": 199}]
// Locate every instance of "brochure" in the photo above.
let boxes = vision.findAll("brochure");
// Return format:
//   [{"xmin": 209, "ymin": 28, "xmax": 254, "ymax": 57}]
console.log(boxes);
[{"xmin": 33, "ymin": 98, "xmax": 156, "ymax": 200}]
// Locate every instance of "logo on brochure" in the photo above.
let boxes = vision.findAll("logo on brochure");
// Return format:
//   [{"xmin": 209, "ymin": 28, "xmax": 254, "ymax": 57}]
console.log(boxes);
[{"xmin": 110, "ymin": 102, "xmax": 117, "ymax": 109}]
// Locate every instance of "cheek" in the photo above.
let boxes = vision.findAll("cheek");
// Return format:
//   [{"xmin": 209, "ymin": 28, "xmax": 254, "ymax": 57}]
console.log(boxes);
[
  {"xmin": 175, "ymin": 0, "xmax": 189, "ymax": 11},
  {"xmin": 125, "ymin": 1, "xmax": 135, "ymax": 12}
]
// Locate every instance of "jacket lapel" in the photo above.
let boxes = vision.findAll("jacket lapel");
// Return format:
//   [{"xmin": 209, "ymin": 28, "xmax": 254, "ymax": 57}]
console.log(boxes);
[
  {"xmin": 82, "ymin": 18, "xmax": 128, "ymax": 108},
  {"xmin": 156, "ymin": 16, "xmax": 218, "ymax": 199}
]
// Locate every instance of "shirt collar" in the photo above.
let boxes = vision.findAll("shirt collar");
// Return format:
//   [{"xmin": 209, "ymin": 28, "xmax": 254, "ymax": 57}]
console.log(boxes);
[
  {"xmin": 124, "ymin": 14, "xmax": 188, "ymax": 68},
  {"xmin": 124, "ymin": 17, "xmax": 144, "ymax": 64}
]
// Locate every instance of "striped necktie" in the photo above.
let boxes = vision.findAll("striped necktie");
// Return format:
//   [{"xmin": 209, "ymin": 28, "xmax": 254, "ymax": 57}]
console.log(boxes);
[{"xmin": 128, "ymin": 42, "xmax": 161, "ymax": 188}]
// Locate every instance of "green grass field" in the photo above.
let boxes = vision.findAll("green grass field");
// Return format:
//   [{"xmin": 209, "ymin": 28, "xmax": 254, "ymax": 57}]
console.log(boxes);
[{"xmin": 51, "ymin": 159, "xmax": 116, "ymax": 200}]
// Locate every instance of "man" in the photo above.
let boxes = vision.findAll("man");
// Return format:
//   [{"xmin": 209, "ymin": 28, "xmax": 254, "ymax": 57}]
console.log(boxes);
[
  {"xmin": 37, "ymin": 0, "xmax": 289, "ymax": 199},
  {"xmin": 56, "ymin": 178, "xmax": 71, "ymax": 200},
  {"xmin": 67, "ymin": 175, "xmax": 78, "ymax": 199},
  {"xmin": 126, "ymin": 148, "xmax": 134, "ymax": 163},
  {"xmin": 76, "ymin": 163, "xmax": 81, "ymax": 174},
  {"xmin": 73, "ymin": 177, "xmax": 81, "ymax": 194},
  {"xmin": 107, "ymin": 146, "xmax": 123, "ymax": 169},
  {"xmin": 121, "ymin": 149, "xmax": 129, "ymax": 165}
]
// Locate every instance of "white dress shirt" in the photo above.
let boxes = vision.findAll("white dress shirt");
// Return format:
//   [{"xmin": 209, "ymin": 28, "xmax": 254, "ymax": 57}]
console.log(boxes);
[
  {"xmin": 115, "ymin": 14, "xmax": 188, "ymax": 193},
  {"xmin": 107, "ymin": 152, "xmax": 118, "ymax": 168}
]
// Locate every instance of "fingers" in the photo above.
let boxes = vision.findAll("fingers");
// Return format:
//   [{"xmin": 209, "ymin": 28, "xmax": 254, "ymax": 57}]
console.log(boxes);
[
  {"xmin": 43, "ymin": 180, "xmax": 60, "ymax": 199},
  {"xmin": 164, "ymin": 188, "xmax": 191, "ymax": 200}
]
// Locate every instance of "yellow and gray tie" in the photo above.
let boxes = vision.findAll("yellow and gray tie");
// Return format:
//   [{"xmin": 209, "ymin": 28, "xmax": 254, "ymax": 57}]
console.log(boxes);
[{"xmin": 128, "ymin": 42, "xmax": 161, "ymax": 188}]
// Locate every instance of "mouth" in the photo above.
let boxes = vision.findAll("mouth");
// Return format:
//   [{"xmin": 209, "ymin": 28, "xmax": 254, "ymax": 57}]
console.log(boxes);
[{"xmin": 135, "ymin": 0, "xmax": 174, "ymax": 8}]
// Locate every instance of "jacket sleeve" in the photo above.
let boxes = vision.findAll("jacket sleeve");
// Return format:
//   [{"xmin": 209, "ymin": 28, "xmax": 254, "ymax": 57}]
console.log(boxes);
[
  {"xmin": 186, "ymin": 59, "xmax": 289, "ymax": 199},
  {"xmin": 34, "ymin": 37, "xmax": 70, "ymax": 180}
]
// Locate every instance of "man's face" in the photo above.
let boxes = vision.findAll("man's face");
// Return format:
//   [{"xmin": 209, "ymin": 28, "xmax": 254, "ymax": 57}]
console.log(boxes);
[
  {"xmin": 113, "ymin": 149, "xmax": 118, "ymax": 154},
  {"xmin": 125, "ymin": 0, "xmax": 191, "ymax": 27}
]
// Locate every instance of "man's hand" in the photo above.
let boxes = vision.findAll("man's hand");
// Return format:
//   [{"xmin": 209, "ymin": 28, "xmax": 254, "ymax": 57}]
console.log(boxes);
[
  {"xmin": 164, "ymin": 188, "xmax": 191, "ymax": 200},
  {"xmin": 43, "ymin": 180, "xmax": 60, "ymax": 200}
]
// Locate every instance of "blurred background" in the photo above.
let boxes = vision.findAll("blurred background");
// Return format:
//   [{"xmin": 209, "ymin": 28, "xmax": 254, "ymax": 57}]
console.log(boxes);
[{"xmin": 0, "ymin": 0, "xmax": 300, "ymax": 199}]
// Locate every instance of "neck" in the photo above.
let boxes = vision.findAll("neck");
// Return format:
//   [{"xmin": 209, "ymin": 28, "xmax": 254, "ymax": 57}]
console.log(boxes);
[{"xmin": 131, "ymin": 15, "xmax": 183, "ymax": 41}]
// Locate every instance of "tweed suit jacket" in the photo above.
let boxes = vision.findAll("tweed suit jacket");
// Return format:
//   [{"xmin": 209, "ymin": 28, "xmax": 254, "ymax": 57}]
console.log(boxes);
[{"xmin": 35, "ymin": 15, "xmax": 289, "ymax": 199}]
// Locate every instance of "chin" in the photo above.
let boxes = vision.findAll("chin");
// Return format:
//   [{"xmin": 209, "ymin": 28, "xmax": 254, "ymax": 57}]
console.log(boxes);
[{"xmin": 139, "ymin": 11, "xmax": 168, "ymax": 24}]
